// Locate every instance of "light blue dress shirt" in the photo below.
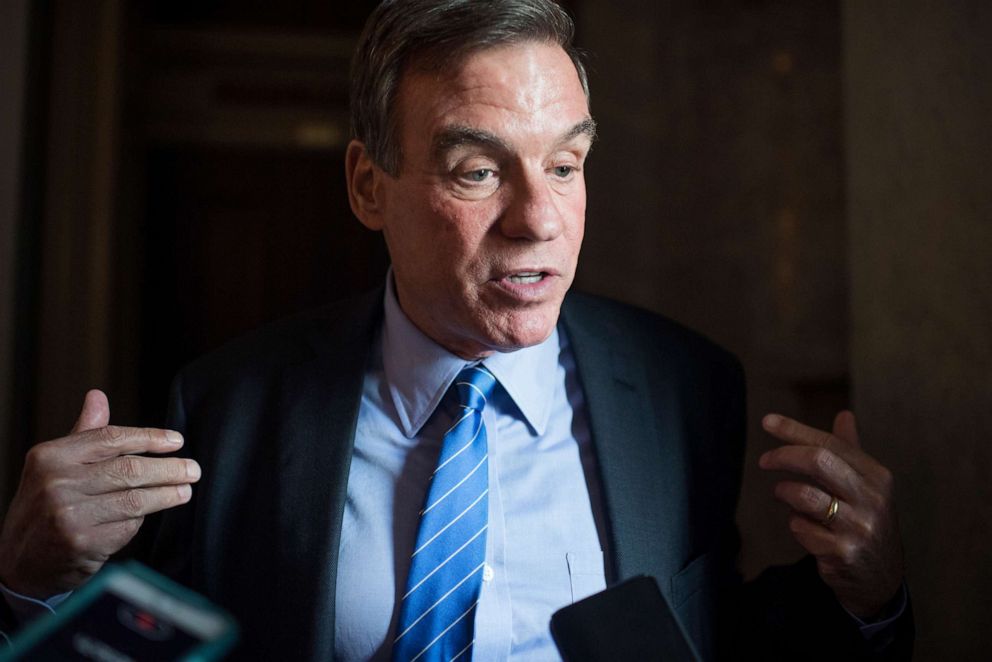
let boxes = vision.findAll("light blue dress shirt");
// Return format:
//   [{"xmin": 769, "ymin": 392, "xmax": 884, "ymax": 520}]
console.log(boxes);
[{"xmin": 333, "ymin": 278, "xmax": 609, "ymax": 661}]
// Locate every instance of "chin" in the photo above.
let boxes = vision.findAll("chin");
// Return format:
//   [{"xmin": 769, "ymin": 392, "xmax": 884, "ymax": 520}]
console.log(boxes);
[{"xmin": 486, "ymin": 306, "xmax": 560, "ymax": 352}]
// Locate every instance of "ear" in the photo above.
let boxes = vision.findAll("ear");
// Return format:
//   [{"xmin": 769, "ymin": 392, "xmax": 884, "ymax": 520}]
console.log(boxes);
[{"xmin": 345, "ymin": 139, "xmax": 387, "ymax": 231}]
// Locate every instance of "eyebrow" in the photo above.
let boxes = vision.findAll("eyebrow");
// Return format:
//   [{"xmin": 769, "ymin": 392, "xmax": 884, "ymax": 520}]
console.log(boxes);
[
  {"xmin": 431, "ymin": 117, "xmax": 598, "ymax": 161},
  {"xmin": 560, "ymin": 117, "xmax": 598, "ymax": 146}
]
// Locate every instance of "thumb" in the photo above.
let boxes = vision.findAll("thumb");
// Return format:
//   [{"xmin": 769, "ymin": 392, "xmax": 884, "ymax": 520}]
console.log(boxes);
[
  {"xmin": 832, "ymin": 409, "xmax": 860, "ymax": 448},
  {"xmin": 71, "ymin": 389, "xmax": 111, "ymax": 434}
]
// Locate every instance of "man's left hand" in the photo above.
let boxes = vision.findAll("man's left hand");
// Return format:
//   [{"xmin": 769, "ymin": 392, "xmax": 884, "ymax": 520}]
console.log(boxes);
[{"xmin": 758, "ymin": 411, "xmax": 904, "ymax": 620}]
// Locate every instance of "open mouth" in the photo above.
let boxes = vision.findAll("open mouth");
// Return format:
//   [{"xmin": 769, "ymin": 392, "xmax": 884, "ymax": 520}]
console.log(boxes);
[
  {"xmin": 506, "ymin": 271, "xmax": 546, "ymax": 284},
  {"xmin": 492, "ymin": 270, "xmax": 558, "ymax": 300}
]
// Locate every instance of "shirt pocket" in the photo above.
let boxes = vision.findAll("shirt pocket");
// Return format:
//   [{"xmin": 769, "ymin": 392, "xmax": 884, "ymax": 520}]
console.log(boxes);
[{"xmin": 565, "ymin": 551, "xmax": 607, "ymax": 603}]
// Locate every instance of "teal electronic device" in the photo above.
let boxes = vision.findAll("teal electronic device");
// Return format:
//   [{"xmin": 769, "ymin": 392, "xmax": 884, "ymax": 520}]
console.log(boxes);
[{"xmin": 0, "ymin": 561, "xmax": 238, "ymax": 661}]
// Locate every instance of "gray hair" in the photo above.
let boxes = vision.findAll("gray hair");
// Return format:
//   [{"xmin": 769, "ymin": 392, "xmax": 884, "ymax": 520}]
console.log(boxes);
[{"xmin": 350, "ymin": 0, "xmax": 589, "ymax": 175}]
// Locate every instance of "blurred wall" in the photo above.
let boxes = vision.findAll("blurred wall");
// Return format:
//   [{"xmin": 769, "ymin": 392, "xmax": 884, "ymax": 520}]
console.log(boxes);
[
  {"xmin": 574, "ymin": 0, "xmax": 849, "ymax": 579},
  {"xmin": 32, "ymin": 0, "xmax": 127, "ymax": 451},
  {"xmin": 578, "ymin": 0, "xmax": 992, "ymax": 656},
  {"xmin": 0, "ymin": 0, "xmax": 31, "ymax": 502},
  {"xmin": 844, "ymin": 1, "xmax": 992, "ymax": 658}
]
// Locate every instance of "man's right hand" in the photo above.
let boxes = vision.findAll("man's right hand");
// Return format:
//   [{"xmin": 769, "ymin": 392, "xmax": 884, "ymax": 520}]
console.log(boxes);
[{"xmin": 0, "ymin": 389, "xmax": 200, "ymax": 599}]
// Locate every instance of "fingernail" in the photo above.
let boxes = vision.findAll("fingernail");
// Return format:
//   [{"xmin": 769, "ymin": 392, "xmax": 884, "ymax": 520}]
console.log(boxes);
[
  {"xmin": 186, "ymin": 461, "xmax": 201, "ymax": 480},
  {"xmin": 763, "ymin": 414, "xmax": 782, "ymax": 429},
  {"xmin": 178, "ymin": 484, "xmax": 192, "ymax": 500},
  {"xmin": 758, "ymin": 452, "xmax": 771, "ymax": 468},
  {"xmin": 166, "ymin": 431, "xmax": 183, "ymax": 445}
]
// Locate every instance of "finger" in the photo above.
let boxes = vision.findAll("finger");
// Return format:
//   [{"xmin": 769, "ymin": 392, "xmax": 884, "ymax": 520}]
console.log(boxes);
[
  {"xmin": 773, "ymin": 480, "xmax": 838, "ymax": 522},
  {"xmin": 59, "ymin": 425, "xmax": 184, "ymax": 464},
  {"xmin": 759, "ymin": 445, "xmax": 860, "ymax": 501},
  {"xmin": 90, "ymin": 483, "xmax": 194, "ymax": 524},
  {"xmin": 832, "ymin": 410, "xmax": 861, "ymax": 449},
  {"xmin": 71, "ymin": 390, "xmax": 110, "ymax": 434},
  {"xmin": 762, "ymin": 413, "xmax": 875, "ymax": 475},
  {"xmin": 786, "ymin": 513, "xmax": 839, "ymax": 557},
  {"xmin": 82, "ymin": 456, "xmax": 201, "ymax": 494},
  {"xmin": 89, "ymin": 518, "xmax": 146, "ymax": 556}
]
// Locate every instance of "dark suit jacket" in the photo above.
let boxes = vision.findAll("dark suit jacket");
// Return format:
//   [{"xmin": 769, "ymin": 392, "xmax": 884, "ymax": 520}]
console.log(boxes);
[{"xmin": 131, "ymin": 288, "xmax": 911, "ymax": 661}]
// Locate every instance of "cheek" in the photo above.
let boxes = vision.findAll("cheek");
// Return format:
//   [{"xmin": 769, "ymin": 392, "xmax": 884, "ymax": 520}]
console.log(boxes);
[
  {"xmin": 389, "ymin": 192, "xmax": 450, "ymax": 259},
  {"xmin": 563, "ymin": 194, "xmax": 586, "ymax": 249},
  {"xmin": 428, "ymin": 198, "xmax": 495, "ymax": 258},
  {"xmin": 427, "ymin": 198, "xmax": 461, "ymax": 238}
]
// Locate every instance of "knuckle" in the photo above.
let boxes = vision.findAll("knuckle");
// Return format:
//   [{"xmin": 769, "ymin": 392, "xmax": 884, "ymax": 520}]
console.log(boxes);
[
  {"xmin": 818, "ymin": 430, "xmax": 837, "ymax": 448},
  {"xmin": 135, "ymin": 427, "xmax": 159, "ymax": 445},
  {"xmin": 851, "ymin": 511, "xmax": 878, "ymax": 540},
  {"xmin": 819, "ymin": 440, "xmax": 841, "ymax": 460},
  {"xmin": 68, "ymin": 531, "xmax": 90, "ymax": 555},
  {"xmin": 837, "ymin": 539, "xmax": 861, "ymax": 566},
  {"xmin": 66, "ymin": 530, "xmax": 90, "ymax": 555},
  {"xmin": 813, "ymin": 448, "xmax": 835, "ymax": 473},
  {"xmin": 94, "ymin": 425, "xmax": 127, "ymax": 452},
  {"xmin": 859, "ymin": 517, "xmax": 876, "ymax": 540},
  {"xmin": 24, "ymin": 442, "xmax": 57, "ymax": 473},
  {"xmin": 799, "ymin": 484, "xmax": 821, "ymax": 509},
  {"xmin": 113, "ymin": 456, "xmax": 143, "ymax": 484},
  {"xmin": 858, "ymin": 478, "xmax": 889, "ymax": 512},
  {"xmin": 38, "ymin": 475, "xmax": 68, "ymax": 504},
  {"xmin": 119, "ymin": 489, "xmax": 145, "ymax": 516},
  {"xmin": 50, "ymin": 503, "xmax": 79, "ymax": 535}
]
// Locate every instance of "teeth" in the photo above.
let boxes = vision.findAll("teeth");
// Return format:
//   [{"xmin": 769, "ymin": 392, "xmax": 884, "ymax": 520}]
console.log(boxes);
[{"xmin": 508, "ymin": 272, "xmax": 543, "ymax": 284}]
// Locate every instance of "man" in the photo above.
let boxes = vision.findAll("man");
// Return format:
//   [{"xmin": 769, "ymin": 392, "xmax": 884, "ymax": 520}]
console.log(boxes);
[{"xmin": 0, "ymin": 1, "xmax": 910, "ymax": 659}]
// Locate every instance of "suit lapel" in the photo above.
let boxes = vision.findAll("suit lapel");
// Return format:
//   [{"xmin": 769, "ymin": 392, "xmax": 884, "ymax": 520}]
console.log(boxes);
[
  {"xmin": 561, "ymin": 296, "xmax": 691, "ymax": 603},
  {"xmin": 273, "ymin": 290, "xmax": 383, "ymax": 659}
]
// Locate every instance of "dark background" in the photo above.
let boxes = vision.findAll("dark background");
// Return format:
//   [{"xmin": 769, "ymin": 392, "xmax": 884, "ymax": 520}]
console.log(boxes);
[{"xmin": 1, "ymin": 1, "xmax": 989, "ymax": 658}]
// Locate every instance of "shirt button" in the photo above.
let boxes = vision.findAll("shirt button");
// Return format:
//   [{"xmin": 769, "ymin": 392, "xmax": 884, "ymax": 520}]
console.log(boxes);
[{"xmin": 482, "ymin": 563, "xmax": 494, "ymax": 582}]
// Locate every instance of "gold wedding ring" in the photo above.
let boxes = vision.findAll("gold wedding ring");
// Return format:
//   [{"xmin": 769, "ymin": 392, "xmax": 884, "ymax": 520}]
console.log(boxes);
[{"xmin": 822, "ymin": 496, "xmax": 840, "ymax": 526}]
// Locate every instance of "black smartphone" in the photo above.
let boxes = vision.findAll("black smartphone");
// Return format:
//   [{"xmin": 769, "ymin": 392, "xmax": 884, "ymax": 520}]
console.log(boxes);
[{"xmin": 550, "ymin": 575, "xmax": 701, "ymax": 662}]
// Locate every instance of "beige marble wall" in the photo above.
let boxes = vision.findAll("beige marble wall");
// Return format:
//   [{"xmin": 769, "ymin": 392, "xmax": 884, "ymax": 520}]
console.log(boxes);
[{"xmin": 844, "ymin": 1, "xmax": 992, "ymax": 657}]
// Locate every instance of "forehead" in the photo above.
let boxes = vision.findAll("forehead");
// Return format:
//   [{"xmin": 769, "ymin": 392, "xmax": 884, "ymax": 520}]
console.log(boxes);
[{"xmin": 395, "ymin": 41, "xmax": 590, "ymax": 151}]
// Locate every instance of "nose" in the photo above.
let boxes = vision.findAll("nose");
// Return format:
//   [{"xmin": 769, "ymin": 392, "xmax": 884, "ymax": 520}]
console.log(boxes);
[{"xmin": 499, "ymin": 168, "xmax": 566, "ymax": 242}]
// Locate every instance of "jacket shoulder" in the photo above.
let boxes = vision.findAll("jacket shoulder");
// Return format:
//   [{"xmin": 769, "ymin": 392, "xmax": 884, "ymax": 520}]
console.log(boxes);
[
  {"xmin": 562, "ymin": 290, "xmax": 742, "ymax": 381},
  {"xmin": 174, "ymin": 288, "xmax": 382, "ymax": 403}
]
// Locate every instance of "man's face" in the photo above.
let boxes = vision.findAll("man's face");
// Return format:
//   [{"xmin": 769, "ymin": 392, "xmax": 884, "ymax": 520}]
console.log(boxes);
[{"xmin": 368, "ymin": 42, "xmax": 593, "ymax": 358}]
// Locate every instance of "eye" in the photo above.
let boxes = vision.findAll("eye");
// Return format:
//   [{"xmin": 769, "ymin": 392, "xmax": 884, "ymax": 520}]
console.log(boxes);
[
  {"xmin": 465, "ymin": 168, "xmax": 494, "ymax": 183},
  {"xmin": 553, "ymin": 165, "xmax": 574, "ymax": 178}
]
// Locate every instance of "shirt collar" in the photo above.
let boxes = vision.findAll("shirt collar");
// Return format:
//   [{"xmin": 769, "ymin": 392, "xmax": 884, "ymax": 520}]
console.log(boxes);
[{"xmin": 382, "ymin": 272, "xmax": 559, "ymax": 438}]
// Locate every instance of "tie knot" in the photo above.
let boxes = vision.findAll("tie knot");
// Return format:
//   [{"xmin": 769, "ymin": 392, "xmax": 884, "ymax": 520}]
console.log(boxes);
[{"xmin": 453, "ymin": 364, "xmax": 497, "ymax": 412}]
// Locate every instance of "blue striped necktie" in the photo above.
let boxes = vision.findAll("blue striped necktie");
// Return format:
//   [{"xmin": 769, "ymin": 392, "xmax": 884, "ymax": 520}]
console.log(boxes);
[{"xmin": 392, "ymin": 364, "xmax": 496, "ymax": 662}]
